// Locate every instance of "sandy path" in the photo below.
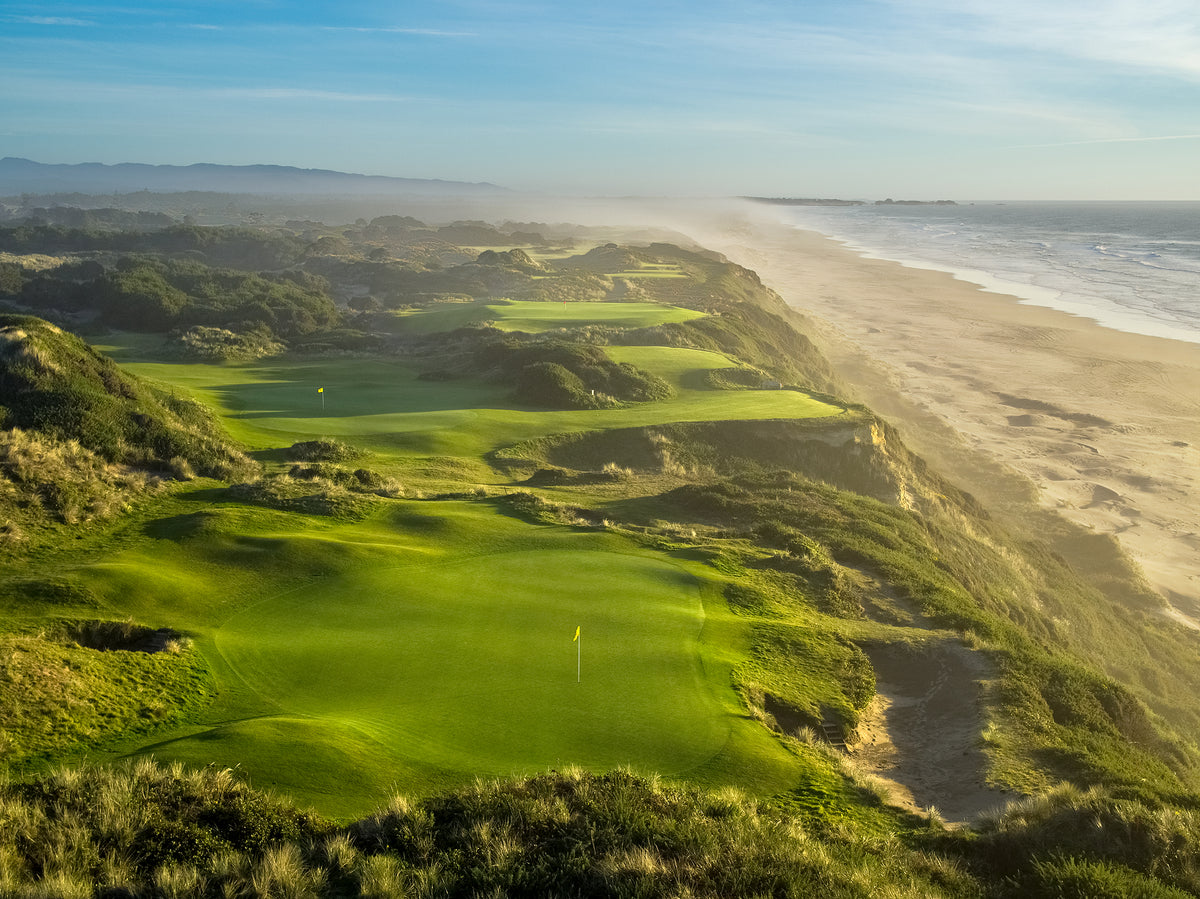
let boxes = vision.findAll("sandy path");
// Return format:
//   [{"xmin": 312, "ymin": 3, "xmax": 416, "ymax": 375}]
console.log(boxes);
[
  {"xmin": 852, "ymin": 642, "xmax": 1007, "ymax": 825},
  {"xmin": 699, "ymin": 216, "xmax": 1200, "ymax": 618}
]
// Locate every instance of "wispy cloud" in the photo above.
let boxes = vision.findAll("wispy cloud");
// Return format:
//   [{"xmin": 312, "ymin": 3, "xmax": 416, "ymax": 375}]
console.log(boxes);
[
  {"xmin": 890, "ymin": 0, "xmax": 1200, "ymax": 79},
  {"xmin": 10, "ymin": 15, "xmax": 95, "ymax": 26},
  {"xmin": 214, "ymin": 87, "xmax": 411, "ymax": 103},
  {"xmin": 0, "ymin": 71, "xmax": 416, "ymax": 106},
  {"xmin": 319, "ymin": 26, "xmax": 476, "ymax": 38}
]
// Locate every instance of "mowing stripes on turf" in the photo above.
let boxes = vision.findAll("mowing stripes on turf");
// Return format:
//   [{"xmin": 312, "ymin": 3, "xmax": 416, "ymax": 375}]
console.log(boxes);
[{"xmin": 211, "ymin": 548, "xmax": 729, "ymax": 781}]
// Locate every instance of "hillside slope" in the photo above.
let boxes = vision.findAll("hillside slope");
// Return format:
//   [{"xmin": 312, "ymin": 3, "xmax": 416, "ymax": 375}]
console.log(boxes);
[
  {"xmin": 2, "ymin": 223, "xmax": 1200, "ymax": 897},
  {"xmin": 0, "ymin": 315, "xmax": 253, "ymax": 535}
]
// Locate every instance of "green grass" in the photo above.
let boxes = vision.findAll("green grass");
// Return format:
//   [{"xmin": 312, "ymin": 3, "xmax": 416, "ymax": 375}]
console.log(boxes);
[
  {"xmin": 385, "ymin": 299, "xmax": 705, "ymax": 335},
  {"xmin": 111, "ymin": 343, "xmax": 841, "ymax": 477},
  {"xmin": 607, "ymin": 266, "xmax": 689, "ymax": 279},
  {"xmin": 3, "ymin": 323, "xmax": 846, "ymax": 816},
  {"xmin": 29, "ymin": 498, "xmax": 801, "ymax": 818}
]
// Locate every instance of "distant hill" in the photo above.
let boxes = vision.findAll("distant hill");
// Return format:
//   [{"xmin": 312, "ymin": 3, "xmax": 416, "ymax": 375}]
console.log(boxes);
[{"xmin": 0, "ymin": 158, "xmax": 508, "ymax": 198}]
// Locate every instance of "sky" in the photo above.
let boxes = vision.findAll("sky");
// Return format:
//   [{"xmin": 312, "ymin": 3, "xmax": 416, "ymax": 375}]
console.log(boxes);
[{"xmin": 2, "ymin": 0, "xmax": 1199, "ymax": 199}]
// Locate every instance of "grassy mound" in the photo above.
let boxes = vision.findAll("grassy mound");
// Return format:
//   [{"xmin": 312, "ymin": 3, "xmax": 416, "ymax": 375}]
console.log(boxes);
[
  {"xmin": 478, "ymin": 338, "xmax": 675, "ymax": 408},
  {"xmin": 164, "ymin": 325, "xmax": 286, "ymax": 361},
  {"xmin": 0, "ymin": 315, "xmax": 253, "ymax": 480},
  {"xmin": 0, "ymin": 624, "xmax": 210, "ymax": 764}
]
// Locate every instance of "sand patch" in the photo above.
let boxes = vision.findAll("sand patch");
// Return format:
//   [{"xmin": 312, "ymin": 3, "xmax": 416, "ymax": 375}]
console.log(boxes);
[{"xmin": 851, "ymin": 642, "xmax": 1008, "ymax": 825}]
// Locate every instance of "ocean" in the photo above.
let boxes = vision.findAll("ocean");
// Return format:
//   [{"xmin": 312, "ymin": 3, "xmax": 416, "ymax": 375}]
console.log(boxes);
[{"xmin": 774, "ymin": 202, "xmax": 1200, "ymax": 346}]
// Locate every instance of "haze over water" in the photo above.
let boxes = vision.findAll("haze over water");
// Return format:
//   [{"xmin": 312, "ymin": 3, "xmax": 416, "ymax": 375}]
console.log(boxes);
[{"xmin": 777, "ymin": 202, "xmax": 1200, "ymax": 345}]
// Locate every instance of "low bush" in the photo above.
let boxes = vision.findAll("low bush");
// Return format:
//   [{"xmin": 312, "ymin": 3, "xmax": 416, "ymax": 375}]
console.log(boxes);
[{"xmin": 286, "ymin": 438, "xmax": 362, "ymax": 463}]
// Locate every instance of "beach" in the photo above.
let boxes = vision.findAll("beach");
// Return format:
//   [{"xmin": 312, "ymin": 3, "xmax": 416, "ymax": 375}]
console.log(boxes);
[{"xmin": 700, "ymin": 215, "xmax": 1200, "ymax": 621}]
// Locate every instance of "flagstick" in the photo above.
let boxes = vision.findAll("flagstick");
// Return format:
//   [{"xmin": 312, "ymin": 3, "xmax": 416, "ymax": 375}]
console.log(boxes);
[{"xmin": 577, "ymin": 627, "xmax": 581, "ymax": 683}]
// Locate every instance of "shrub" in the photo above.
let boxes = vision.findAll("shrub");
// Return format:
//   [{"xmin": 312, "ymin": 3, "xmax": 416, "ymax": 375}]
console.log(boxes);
[
  {"xmin": 516, "ymin": 361, "xmax": 598, "ymax": 408},
  {"xmin": 286, "ymin": 438, "xmax": 362, "ymax": 463}
]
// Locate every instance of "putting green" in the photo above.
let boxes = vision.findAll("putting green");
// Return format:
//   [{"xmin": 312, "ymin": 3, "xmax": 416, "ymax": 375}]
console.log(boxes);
[
  {"xmin": 216, "ymin": 548, "xmax": 723, "ymax": 769},
  {"xmin": 133, "ymin": 542, "xmax": 729, "ymax": 808}
]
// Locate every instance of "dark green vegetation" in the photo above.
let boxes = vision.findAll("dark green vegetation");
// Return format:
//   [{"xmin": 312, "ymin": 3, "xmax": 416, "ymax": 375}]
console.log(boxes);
[{"xmin": 3, "ymin": 211, "xmax": 1200, "ymax": 896}]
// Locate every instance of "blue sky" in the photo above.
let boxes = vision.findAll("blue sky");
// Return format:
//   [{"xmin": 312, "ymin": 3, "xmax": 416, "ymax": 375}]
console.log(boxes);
[{"xmin": 2, "ymin": 0, "xmax": 1199, "ymax": 198}]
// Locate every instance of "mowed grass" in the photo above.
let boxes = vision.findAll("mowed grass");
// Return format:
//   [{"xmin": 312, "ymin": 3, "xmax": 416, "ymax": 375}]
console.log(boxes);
[
  {"xmin": 58, "ymin": 322, "xmax": 845, "ymax": 816},
  {"xmin": 385, "ymin": 299, "xmax": 705, "ymax": 335},
  {"xmin": 71, "ymin": 501, "xmax": 800, "ymax": 818},
  {"xmin": 608, "ymin": 265, "xmax": 688, "ymax": 278},
  {"xmin": 114, "ymin": 343, "xmax": 842, "ymax": 468}
]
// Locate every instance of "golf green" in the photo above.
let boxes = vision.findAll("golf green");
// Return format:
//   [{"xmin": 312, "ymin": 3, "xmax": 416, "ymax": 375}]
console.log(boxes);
[{"xmin": 187, "ymin": 544, "xmax": 728, "ymax": 789}]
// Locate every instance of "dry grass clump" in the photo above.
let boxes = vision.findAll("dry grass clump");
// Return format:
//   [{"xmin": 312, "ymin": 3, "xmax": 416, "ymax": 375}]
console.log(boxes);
[
  {"xmin": 166, "ymin": 325, "xmax": 286, "ymax": 361},
  {"xmin": 0, "ymin": 251, "xmax": 69, "ymax": 271},
  {"xmin": 3, "ymin": 762, "xmax": 1199, "ymax": 896},
  {"xmin": 227, "ymin": 465, "xmax": 402, "ymax": 520},
  {"xmin": 286, "ymin": 438, "xmax": 364, "ymax": 463},
  {"xmin": 0, "ymin": 427, "xmax": 157, "ymax": 526}
]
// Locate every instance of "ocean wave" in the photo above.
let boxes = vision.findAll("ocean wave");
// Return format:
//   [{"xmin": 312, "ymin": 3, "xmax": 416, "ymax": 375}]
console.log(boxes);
[{"xmin": 778, "ymin": 201, "xmax": 1200, "ymax": 345}]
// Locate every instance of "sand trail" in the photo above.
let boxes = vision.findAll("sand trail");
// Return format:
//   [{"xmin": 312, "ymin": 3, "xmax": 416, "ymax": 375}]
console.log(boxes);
[{"xmin": 850, "ymin": 642, "xmax": 1007, "ymax": 825}]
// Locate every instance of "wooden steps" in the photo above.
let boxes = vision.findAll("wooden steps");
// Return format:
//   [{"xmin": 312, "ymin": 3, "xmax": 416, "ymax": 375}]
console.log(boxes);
[{"xmin": 821, "ymin": 720, "xmax": 847, "ymax": 750}]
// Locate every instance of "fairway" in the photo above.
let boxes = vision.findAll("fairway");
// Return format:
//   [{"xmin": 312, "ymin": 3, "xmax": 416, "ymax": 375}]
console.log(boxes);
[
  {"xmin": 386, "ymin": 299, "xmax": 706, "ymax": 335},
  {"xmin": 117, "ymin": 343, "xmax": 842, "ymax": 467}
]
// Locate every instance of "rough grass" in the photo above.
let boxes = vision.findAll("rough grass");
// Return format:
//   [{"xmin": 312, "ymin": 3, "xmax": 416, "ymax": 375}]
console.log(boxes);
[
  {"xmin": 9, "ymin": 761, "xmax": 1198, "ymax": 898},
  {"xmin": 0, "ymin": 317, "xmax": 254, "ymax": 475},
  {"xmin": 0, "ymin": 427, "xmax": 158, "ymax": 531},
  {"xmin": 0, "ymin": 762, "xmax": 978, "ymax": 898},
  {"xmin": 0, "ymin": 626, "xmax": 212, "ymax": 766}
]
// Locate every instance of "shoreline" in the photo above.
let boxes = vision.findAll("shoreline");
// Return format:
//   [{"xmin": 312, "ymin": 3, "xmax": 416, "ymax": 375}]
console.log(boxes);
[
  {"xmin": 767, "ymin": 203, "xmax": 1200, "ymax": 348},
  {"xmin": 803, "ymin": 234, "xmax": 1200, "ymax": 348},
  {"xmin": 692, "ymin": 213, "xmax": 1200, "ymax": 618}
]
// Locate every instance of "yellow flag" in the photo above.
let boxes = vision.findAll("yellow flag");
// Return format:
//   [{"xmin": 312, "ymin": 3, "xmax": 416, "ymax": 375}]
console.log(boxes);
[
  {"xmin": 317, "ymin": 387, "xmax": 324, "ymax": 393},
  {"xmin": 573, "ymin": 626, "xmax": 580, "ymax": 642}
]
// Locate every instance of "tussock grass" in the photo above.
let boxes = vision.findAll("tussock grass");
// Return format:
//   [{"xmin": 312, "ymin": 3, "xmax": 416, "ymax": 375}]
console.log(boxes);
[
  {"xmin": 24, "ymin": 762, "xmax": 1163, "ymax": 896},
  {"xmin": 225, "ymin": 466, "xmax": 399, "ymax": 518},
  {"xmin": 0, "ymin": 427, "xmax": 157, "ymax": 528},
  {"xmin": 165, "ymin": 325, "xmax": 286, "ymax": 361},
  {"xmin": 0, "ymin": 316, "xmax": 257, "ymax": 482},
  {"xmin": 286, "ymin": 438, "xmax": 363, "ymax": 463}
]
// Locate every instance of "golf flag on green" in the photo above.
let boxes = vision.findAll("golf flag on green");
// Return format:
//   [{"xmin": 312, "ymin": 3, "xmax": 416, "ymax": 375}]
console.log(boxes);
[
  {"xmin": 574, "ymin": 625, "xmax": 580, "ymax": 682},
  {"xmin": 317, "ymin": 387, "xmax": 323, "ymax": 393},
  {"xmin": 573, "ymin": 626, "xmax": 579, "ymax": 642}
]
